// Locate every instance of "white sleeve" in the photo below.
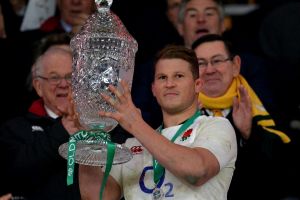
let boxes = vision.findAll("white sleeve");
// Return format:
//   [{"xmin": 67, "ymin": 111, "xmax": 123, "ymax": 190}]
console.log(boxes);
[{"xmin": 192, "ymin": 117, "xmax": 237, "ymax": 169}]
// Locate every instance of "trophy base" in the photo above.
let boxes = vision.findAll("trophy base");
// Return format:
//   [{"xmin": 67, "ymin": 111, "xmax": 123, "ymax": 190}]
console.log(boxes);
[{"xmin": 59, "ymin": 140, "xmax": 133, "ymax": 166}]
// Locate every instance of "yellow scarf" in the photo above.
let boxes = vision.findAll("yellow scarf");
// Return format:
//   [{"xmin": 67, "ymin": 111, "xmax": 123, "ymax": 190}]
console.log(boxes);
[{"xmin": 199, "ymin": 75, "xmax": 290, "ymax": 143}]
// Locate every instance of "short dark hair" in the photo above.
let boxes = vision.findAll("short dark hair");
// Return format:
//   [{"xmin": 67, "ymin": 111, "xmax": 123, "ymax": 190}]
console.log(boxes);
[
  {"xmin": 191, "ymin": 34, "xmax": 236, "ymax": 58},
  {"xmin": 154, "ymin": 45, "xmax": 199, "ymax": 80}
]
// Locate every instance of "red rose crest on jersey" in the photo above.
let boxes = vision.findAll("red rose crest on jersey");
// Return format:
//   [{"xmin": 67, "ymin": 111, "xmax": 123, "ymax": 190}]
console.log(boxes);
[
  {"xmin": 131, "ymin": 146, "xmax": 143, "ymax": 155},
  {"xmin": 181, "ymin": 128, "xmax": 193, "ymax": 141}
]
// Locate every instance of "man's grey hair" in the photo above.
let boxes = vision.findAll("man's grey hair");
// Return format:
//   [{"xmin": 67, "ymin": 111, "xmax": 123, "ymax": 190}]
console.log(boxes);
[
  {"xmin": 177, "ymin": 0, "xmax": 225, "ymax": 24},
  {"xmin": 31, "ymin": 45, "xmax": 72, "ymax": 78},
  {"xmin": 26, "ymin": 45, "xmax": 71, "ymax": 91},
  {"xmin": 26, "ymin": 33, "xmax": 71, "ymax": 91}
]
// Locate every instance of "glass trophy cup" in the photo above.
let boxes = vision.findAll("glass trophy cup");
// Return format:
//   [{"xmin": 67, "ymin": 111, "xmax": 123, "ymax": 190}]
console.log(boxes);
[{"xmin": 58, "ymin": 0, "xmax": 138, "ymax": 167}]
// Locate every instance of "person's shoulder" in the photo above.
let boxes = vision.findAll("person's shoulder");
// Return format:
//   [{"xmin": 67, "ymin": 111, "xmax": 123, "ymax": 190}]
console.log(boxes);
[
  {"xmin": 0, "ymin": 108, "xmax": 50, "ymax": 128},
  {"xmin": 195, "ymin": 115, "xmax": 236, "ymax": 136},
  {"xmin": 197, "ymin": 115, "xmax": 232, "ymax": 125},
  {"xmin": 0, "ymin": 113, "xmax": 33, "ymax": 127},
  {"xmin": 0, "ymin": 115, "xmax": 30, "ymax": 137}
]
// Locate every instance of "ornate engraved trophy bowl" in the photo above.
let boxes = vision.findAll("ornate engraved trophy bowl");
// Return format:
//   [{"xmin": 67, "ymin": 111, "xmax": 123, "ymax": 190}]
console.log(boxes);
[{"xmin": 58, "ymin": 0, "xmax": 138, "ymax": 167}]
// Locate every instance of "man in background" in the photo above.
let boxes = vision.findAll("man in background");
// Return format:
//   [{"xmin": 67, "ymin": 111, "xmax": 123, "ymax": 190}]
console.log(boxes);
[{"xmin": 0, "ymin": 35, "xmax": 80, "ymax": 200}]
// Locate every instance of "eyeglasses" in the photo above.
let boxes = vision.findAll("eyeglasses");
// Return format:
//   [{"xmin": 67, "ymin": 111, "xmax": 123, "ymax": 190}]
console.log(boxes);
[
  {"xmin": 37, "ymin": 74, "xmax": 72, "ymax": 85},
  {"xmin": 198, "ymin": 57, "xmax": 232, "ymax": 68}
]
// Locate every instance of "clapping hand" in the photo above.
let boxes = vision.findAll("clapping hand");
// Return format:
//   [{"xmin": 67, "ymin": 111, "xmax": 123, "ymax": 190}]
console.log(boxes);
[
  {"xmin": 232, "ymin": 85, "xmax": 252, "ymax": 139},
  {"xmin": 58, "ymin": 89, "xmax": 82, "ymax": 135}
]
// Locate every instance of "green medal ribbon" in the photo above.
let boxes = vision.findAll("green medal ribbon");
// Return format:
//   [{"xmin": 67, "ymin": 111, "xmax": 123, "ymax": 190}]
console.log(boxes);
[
  {"xmin": 66, "ymin": 129, "xmax": 115, "ymax": 200},
  {"xmin": 153, "ymin": 110, "xmax": 201, "ymax": 185}
]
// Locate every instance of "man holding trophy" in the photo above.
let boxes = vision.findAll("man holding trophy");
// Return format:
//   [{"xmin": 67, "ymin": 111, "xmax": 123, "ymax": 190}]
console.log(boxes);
[
  {"xmin": 78, "ymin": 45, "xmax": 237, "ymax": 200},
  {"xmin": 56, "ymin": 1, "xmax": 236, "ymax": 199}
]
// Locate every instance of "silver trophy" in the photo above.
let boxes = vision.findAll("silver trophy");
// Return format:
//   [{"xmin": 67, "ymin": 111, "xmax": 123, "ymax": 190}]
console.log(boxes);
[{"xmin": 59, "ymin": 0, "xmax": 138, "ymax": 168}]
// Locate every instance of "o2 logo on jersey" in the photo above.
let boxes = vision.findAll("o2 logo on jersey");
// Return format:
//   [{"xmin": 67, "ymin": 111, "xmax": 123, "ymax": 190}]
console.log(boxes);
[{"xmin": 139, "ymin": 166, "xmax": 174, "ymax": 198}]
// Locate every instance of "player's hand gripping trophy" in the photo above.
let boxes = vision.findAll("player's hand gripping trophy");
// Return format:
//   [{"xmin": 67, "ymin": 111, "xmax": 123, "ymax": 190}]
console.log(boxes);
[{"xmin": 58, "ymin": 0, "xmax": 138, "ymax": 197}]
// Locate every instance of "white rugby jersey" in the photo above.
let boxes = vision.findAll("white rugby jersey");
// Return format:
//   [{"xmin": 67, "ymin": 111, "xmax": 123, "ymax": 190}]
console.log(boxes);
[{"xmin": 110, "ymin": 115, "xmax": 237, "ymax": 200}]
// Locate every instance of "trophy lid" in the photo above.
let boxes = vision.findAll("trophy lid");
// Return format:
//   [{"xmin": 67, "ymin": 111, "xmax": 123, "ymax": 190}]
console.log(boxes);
[
  {"xmin": 70, "ymin": 0, "xmax": 138, "ymax": 54},
  {"xmin": 69, "ymin": 0, "xmax": 138, "ymax": 132}
]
